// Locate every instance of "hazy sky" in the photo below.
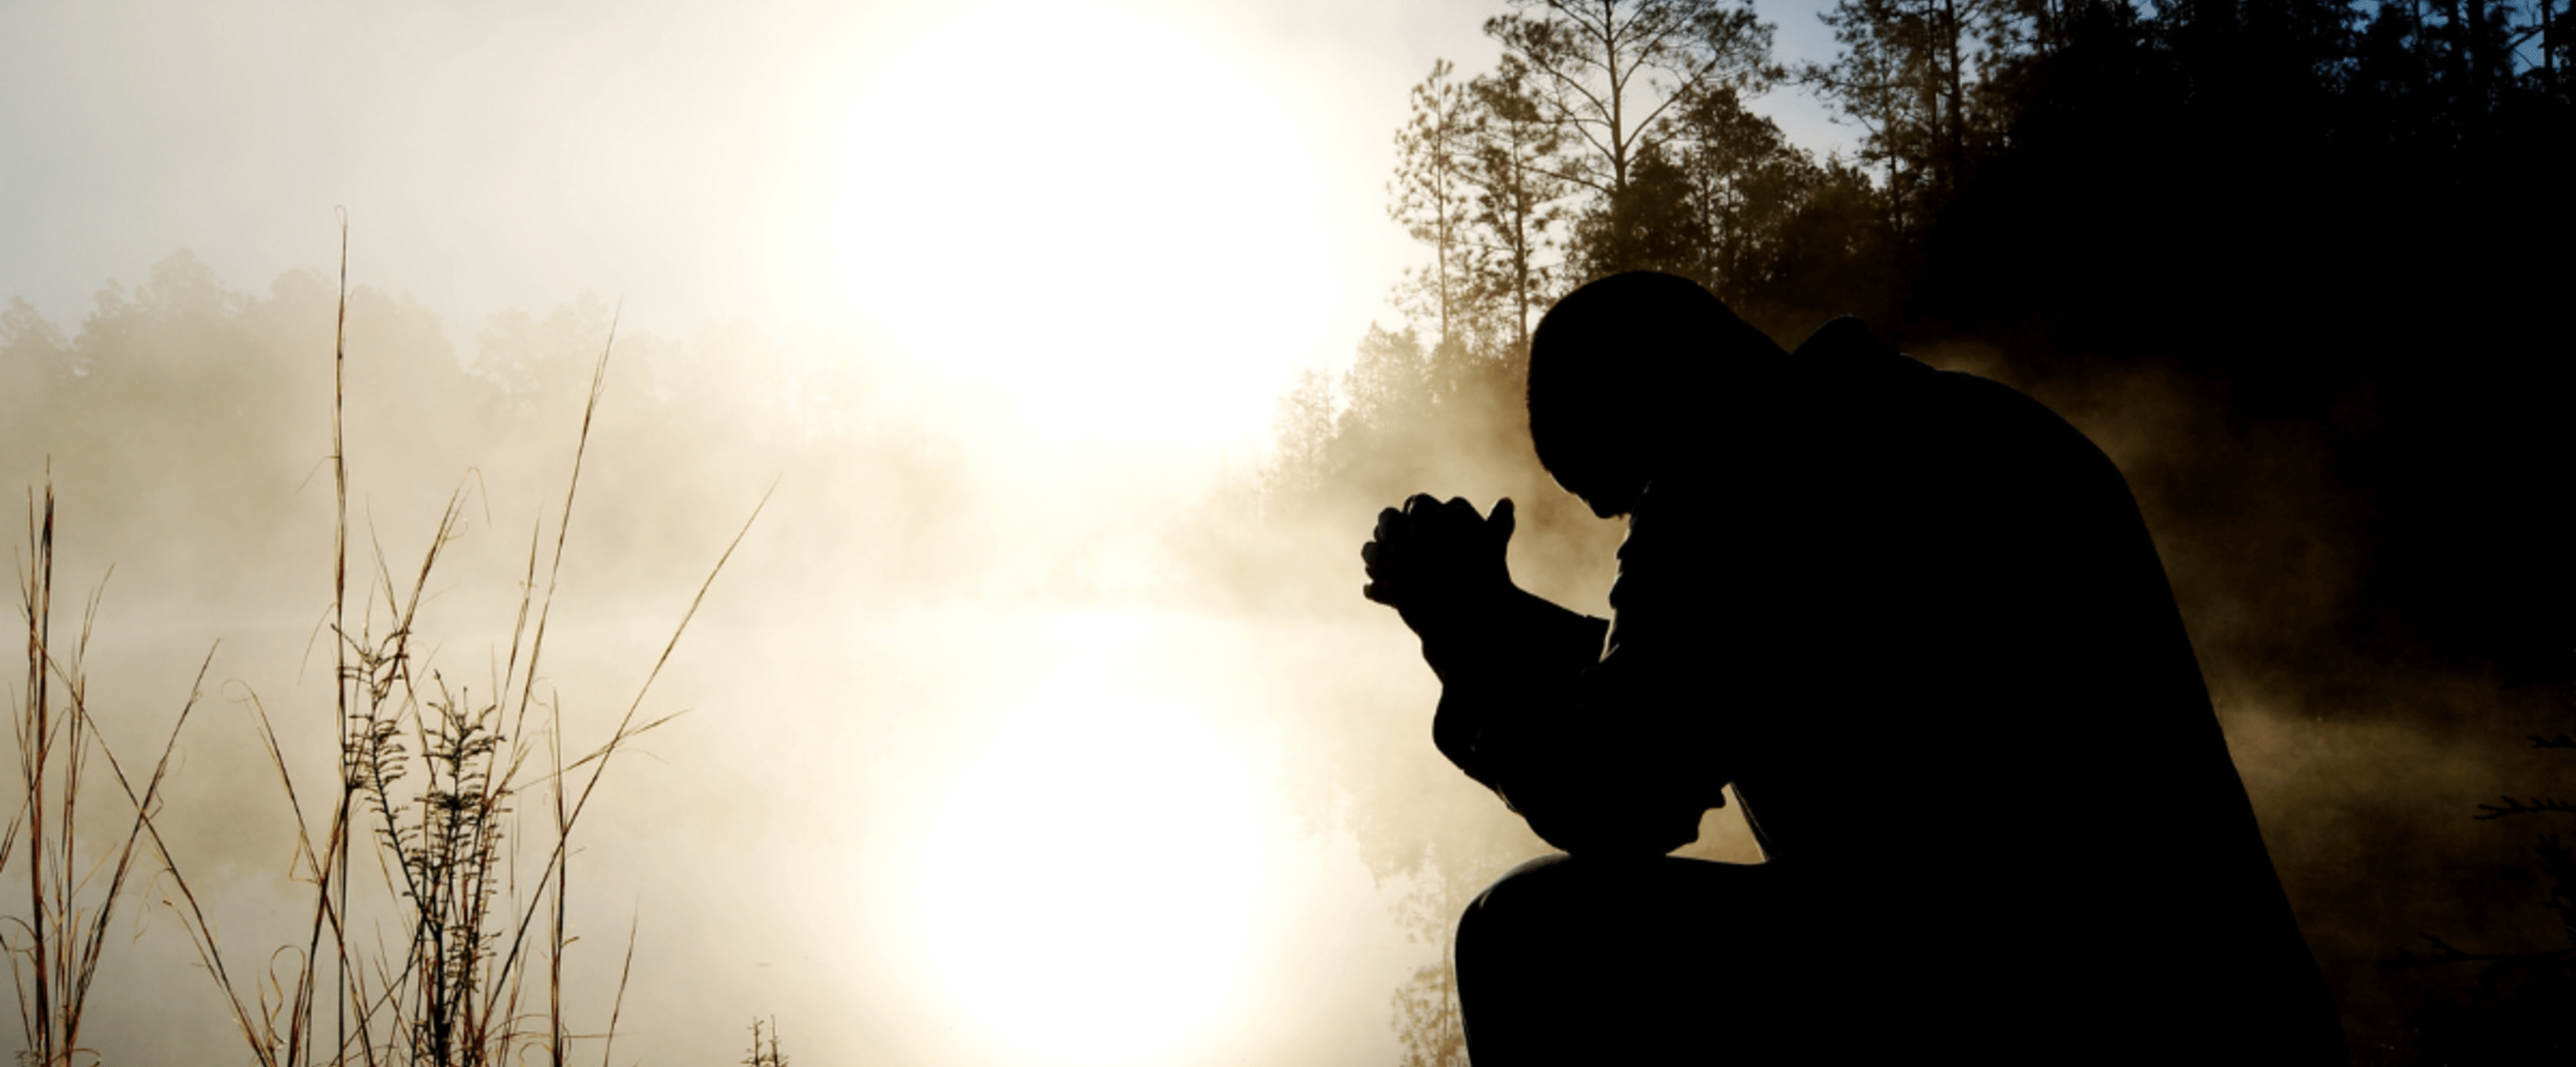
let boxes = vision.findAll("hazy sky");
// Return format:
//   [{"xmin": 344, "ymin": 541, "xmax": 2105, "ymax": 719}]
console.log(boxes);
[
  {"xmin": 0, "ymin": 0, "xmax": 1851, "ymax": 456},
  {"xmin": 0, "ymin": 2, "xmax": 1847, "ymax": 1064},
  {"xmin": 8, "ymin": 1, "xmax": 2527, "ymax": 1063}
]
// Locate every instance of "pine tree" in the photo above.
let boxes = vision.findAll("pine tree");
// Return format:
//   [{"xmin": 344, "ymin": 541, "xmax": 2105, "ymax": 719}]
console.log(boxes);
[{"xmin": 1484, "ymin": 0, "xmax": 1777, "ymax": 279}]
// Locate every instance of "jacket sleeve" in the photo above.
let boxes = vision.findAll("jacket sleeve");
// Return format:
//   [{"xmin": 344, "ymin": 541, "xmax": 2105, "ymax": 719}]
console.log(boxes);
[
  {"xmin": 1423, "ymin": 586, "xmax": 1609, "ymax": 788},
  {"xmin": 1425, "ymin": 490, "xmax": 1727, "ymax": 856}
]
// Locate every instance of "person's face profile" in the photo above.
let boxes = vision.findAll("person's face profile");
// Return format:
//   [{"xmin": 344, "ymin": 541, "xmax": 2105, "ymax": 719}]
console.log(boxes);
[
  {"xmin": 1581, "ymin": 481, "xmax": 1644, "ymax": 520},
  {"xmin": 1547, "ymin": 413, "xmax": 1654, "ymax": 520}
]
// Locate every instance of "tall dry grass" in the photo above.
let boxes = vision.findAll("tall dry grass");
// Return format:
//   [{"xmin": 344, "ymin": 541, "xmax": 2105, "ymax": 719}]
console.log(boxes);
[
  {"xmin": 6, "ymin": 480, "xmax": 211, "ymax": 1067},
  {"xmin": 740, "ymin": 1017, "xmax": 787, "ymax": 1067},
  {"xmin": 5, "ymin": 219, "xmax": 764, "ymax": 1066}
]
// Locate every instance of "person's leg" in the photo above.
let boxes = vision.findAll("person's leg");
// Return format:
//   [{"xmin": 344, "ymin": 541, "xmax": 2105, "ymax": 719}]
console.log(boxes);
[{"xmin": 1454, "ymin": 854, "xmax": 1801, "ymax": 1065}]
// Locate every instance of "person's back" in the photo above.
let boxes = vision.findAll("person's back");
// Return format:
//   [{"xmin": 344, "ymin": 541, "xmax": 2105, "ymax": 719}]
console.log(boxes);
[
  {"xmin": 1363, "ymin": 273, "xmax": 2342, "ymax": 1062},
  {"xmin": 1640, "ymin": 326, "xmax": 2337, "ymax": 1058}
]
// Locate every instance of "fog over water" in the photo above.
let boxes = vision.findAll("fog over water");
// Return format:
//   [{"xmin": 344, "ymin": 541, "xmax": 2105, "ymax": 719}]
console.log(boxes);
[
  {"xmin": 2, "ymin": 1, "xmax": 2557, "ymax": 1064},
  {"xmin": 0, "ymin": 261, "xmax": 1449, "ymax": 1065},
  {"xmin": 0, "ymin": 2, "xmax": 1795, "ymax": 1062}
]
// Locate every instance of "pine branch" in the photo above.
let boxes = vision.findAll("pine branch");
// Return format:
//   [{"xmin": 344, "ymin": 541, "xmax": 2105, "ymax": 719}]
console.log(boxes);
[
  {"xmin": 2387, "ymin": 933, "xmax": 2576, "ymax": 967},
  {"xmin": 2477, "ymin": 796, "xmax": 2576, "ymax": 820}
]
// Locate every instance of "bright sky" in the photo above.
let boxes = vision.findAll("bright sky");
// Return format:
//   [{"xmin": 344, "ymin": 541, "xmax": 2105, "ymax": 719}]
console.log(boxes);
[
  {"xmin": 0, "ymin": 1, "xmax": 1847, "ymax": 1063},
  {"xmin": 0, "ymin": 0, "xmax": 1852, "ymax": 459}
]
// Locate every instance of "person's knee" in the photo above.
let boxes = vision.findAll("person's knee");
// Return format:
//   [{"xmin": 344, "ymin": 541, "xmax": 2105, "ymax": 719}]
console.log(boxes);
[
  {"xmin": 1467, "ymin": 853, "xmax": 1765, "ymax": 926},
  {"xmin": 1459, "ymin": 853, "xmax": 1601, "ymax": 960},
  {"xmin": 1464, "ymin": 853, "xmax": 1571, "ymax": 921},
  {"xmin": 1456, "ymin": 855, "xmax": 1765, "ymax": 1065},
  {"xmin": 1461, "ymin": 854, "xmax": 1788, "ymax": 992}
]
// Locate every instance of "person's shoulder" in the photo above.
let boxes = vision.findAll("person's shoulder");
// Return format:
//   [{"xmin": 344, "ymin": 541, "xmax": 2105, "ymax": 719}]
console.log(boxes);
[
  {"xmin": 1919, "ymin": 367, "xmax": 2096, "ymax": 450},
  {"xmin": 1791, "ymin": 316, "xmax": 2044, "ymax": 419},
  {"xmin": 1791, "ymin": 316, "xmax": 2124, "ymax": 484},
  {"xmin": 1921, "ymin": 366, "xmax": 2058, "ymax": 425},
  {"xmin": 1791, "ymin": 316, "xmax": 1934, "ymax": 387},
  {"xmin": 1908, "ymin": 367, "xmax": 2140, "ymax": 514}
]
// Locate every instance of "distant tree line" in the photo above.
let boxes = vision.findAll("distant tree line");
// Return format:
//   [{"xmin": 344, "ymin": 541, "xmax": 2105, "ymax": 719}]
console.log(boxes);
[
  {"xmin": 1269, "ymin": 0, "xmax": 2570, "ymax": 676},
  {"xmin": 0, "ymin": 252, "xmax": 984, "ymax": 619}
]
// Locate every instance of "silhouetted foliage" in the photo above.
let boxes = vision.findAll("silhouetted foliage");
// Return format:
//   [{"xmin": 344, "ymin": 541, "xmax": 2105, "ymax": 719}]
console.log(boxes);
[
  {"xmin": 1487, "ymin": 0, "xmax": 1778, "ymax": 273},
  {"xmin": 2387, "ymin": 716, "xmax": 2576, "ymax": 1063},
  {"xmin": 741, "ymin": 1017, "xmax": 788, "ymax": 1067},
  {"xmin": 1390, "ymin": 61, "xmax": 1491, "ymax": 354},
  {"xmin": 1272, "ymin": 0, "xmax": 2572, "ymax": 685},
  {"xmin": 1388, "ymin": 874, "xmax": 1471, "ymax": 1067},
  {"xmin": 1259, "ymin": 0, "xmax": 2571, "ymax": 1061}
]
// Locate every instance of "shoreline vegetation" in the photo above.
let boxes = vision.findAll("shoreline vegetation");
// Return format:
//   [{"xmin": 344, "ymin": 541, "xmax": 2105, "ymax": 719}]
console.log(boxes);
[
  {"xmin": 6, "ymin": 225, "xmax": 765, "ymax": 1066},
  {"xmin": 1250, "ymin": 2, "xmax": 2570, "ymax": 1063},
  {"xmin": 0, "ymin": 0, "xmax": 2561, "ymax": 1061}
]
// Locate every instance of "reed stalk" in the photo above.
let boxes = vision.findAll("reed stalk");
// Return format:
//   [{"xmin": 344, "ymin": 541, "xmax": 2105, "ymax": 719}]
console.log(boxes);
[{"xmin": 104, "ymin": 220, "xmax": 765, "ymax": 1066}]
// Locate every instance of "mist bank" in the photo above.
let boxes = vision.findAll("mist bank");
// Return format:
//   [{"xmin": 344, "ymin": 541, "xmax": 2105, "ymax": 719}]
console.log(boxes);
[
  {"xmin": 4, "ymin": 242, "xmax": 2567, "ymax": 1063},
  {"xmin": 0, "ymin": 249, "xmax": 1459, "ymax": 1066}
]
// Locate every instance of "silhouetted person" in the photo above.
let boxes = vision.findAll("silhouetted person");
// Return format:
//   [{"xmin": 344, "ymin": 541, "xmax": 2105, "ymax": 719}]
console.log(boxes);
[{"xmin": 1361, "ymin": 272, "xmax": 2344, "ymax": 1064}]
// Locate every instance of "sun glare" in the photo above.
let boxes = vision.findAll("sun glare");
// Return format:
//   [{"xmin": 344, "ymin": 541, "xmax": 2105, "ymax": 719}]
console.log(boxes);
[
  {"xmin": 902, "ymin": 613, "xmax": 1279, "ymax": 1066},
  {"xmin": 776, "ymin": 0, "xmax": 1346, "ymax": 453}
]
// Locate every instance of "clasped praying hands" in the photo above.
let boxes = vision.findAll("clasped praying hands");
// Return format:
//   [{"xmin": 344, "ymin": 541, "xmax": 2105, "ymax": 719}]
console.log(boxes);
[{"xmin": 1361, "ymin": 494, "xmax": 1520, "ymax": 641}]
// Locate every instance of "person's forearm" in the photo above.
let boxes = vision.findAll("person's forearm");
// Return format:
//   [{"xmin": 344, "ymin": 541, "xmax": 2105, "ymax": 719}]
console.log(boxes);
[
  {"xmin": 1416, "ymin": 586, "xmax": 1606, "ymax": 685},
  {"xmin": 1425, "ymin": 596, "xmax": 1720, "ymax": 856},
  {"xmin": 1421, "ymin": 588, "xmax": 1608, "ymax": 788}
]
